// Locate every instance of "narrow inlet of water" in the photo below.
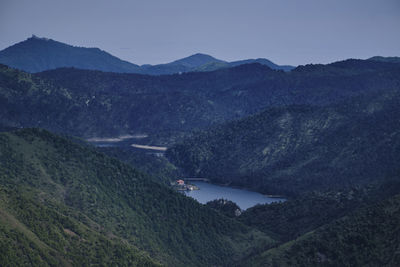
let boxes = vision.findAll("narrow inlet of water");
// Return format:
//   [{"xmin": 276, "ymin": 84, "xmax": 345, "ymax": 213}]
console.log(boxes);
[{"xmin": 184, "ymin": 181, "xmax": 285, "ymax": 210}]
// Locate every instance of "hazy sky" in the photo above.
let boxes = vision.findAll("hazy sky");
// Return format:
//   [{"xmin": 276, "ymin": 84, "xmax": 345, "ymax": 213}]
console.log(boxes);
[{"xmin": 1, "ymin": 0, "xmax": 399, "ymax": 65}]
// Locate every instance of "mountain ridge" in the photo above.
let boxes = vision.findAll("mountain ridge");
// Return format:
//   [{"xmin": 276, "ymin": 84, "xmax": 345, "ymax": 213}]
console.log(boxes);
[
  {"xmin": 0, "ymin": 36, "xmax": 295, "ymax": 74},
  {"xmin": 1, "ymin": 35, "xmax": 400, "ymax": 266},
  {"xmin": 0, "ymin": 35, "xmax": 141, "ymax": 73},
  {"xmin": 1, "ymin": 57, "xmax": 399, "ymax": 144},
  {"xmin": 166, "ymin": 88, "xmax": 400, "ymax": 195}
]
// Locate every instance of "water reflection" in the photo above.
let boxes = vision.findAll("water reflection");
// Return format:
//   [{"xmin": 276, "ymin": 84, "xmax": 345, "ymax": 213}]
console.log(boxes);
[{"xmin": 184, "ymin": 181, "xmax": 285, "ymax": 210}]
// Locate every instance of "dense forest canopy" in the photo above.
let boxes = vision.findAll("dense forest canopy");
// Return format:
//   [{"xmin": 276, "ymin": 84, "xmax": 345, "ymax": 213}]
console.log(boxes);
[
  {"xmin": 0, "ymin": 58, "xmax": 399, "ymax": 144},
  {"xmin": 167, "ymin": 88, "xmax": 400, "ymax": 195}
]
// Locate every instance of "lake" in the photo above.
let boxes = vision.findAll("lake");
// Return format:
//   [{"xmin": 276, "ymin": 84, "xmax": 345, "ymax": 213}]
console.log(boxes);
[{"xmin": 184, "ymin": 181, "xmax": 285, "ymax": 210}]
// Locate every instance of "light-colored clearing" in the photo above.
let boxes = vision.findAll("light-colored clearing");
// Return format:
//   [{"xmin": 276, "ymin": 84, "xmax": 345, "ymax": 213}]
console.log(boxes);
[
  {"xmin": 87, "ymin": 134, "xmax": 148, "ymax": 143},
  {"xmin": 131, "ymin": 144, "xmax": 167, "ymax": 151},
  {"xmin": 63, "ymin": 228, "xmax": 78, "ymax": 237}
]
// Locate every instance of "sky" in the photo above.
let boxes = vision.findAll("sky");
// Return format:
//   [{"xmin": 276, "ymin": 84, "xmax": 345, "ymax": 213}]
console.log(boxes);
[{"xmin": 1, "ymin": 0, "xmax": 399, "ymax": 66}]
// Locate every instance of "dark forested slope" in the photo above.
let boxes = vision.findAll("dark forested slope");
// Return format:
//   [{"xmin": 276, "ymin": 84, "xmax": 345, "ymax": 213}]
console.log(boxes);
[
  {"xmin": 167, "ymin": 89, "xmax": 400, "ymax": 196},
  {"xmin": 239, "ymin": 178, "xmax": 400, "ymax": 242},
  {"xmin": 1, "ymin": 58, "xmax": 399, "ymax": 143},
  {"xmin": 38, "ymin": 59, "xmax": 400, "ymax": 139},
  {"xmin": 0, "ymin": 64, "xmax": 228, "ymax": 140},
  {"xmin": 241, "ymin": 190, "xmax": 400, "ymax": 267}
]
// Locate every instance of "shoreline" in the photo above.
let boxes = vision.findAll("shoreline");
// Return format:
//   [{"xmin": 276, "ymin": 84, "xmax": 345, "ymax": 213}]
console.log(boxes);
[{"xmin": 187, "ymin": 180, "xmax": 287, "ymax": 199}]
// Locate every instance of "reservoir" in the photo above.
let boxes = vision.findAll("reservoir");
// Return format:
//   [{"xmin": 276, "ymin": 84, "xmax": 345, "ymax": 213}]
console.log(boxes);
[{"xmin": 184, "ymin": 181, "xmax": 285, "ymax": 210}]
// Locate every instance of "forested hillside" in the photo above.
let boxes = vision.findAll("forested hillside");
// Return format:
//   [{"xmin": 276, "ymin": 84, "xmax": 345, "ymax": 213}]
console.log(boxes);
[
  {"xmin": 1, "ymin": 58, "xmax": 399, "ymax": 144},
  {"xmin": 239, "ymin": 179, "xmax": 400, "ymax": 242},
  {"xmin": 241, "ymin": 189, "xmax": 400, "ymax": 266},
  {"xmin": 167, "ymin": 89, "xmax": 400, "ymax": 195},
  {"xmin": 1, "ymin": 55, "xmax": 400, "ymax": 266},
  {"xmin": 2, "ymin": 1, "xmax": 399, "ymax": 266},
  {"xmin": 98, "ymin": 146, "xmax": 182, "ymax": 183},
  {"xmin": 0, "ymin": 128, "xmax": 273, "ymax": 266},
  {"xmin": 0, "ymin": 64, "xmax": 227, "ymax": 140}
]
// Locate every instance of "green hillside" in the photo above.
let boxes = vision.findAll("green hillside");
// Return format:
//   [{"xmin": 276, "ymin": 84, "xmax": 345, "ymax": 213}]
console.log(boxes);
[
  {"xmin": 239, "ymin": 179, "xmax": 400, "ymax": 242},
  {"xmin": 241, "ymin": 190, "xmax": 400, "ymax": 266},
  {"xmin": 0, "ymin": 188, "xmax": 160, "ymax": 266},
  {"xmin": 97, "ymin": 146, "xmax": 182, "ymax": 183},
  {"xmin": 0, "ymin": 128, "xmax": 273, "ymax": 266}
]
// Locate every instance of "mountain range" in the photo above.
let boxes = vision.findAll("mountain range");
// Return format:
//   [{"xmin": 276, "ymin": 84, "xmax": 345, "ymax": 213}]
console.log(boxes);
[
  {"xmin": 1, "ymin": 58, "xmax": 399, "ymax": 144},
  {"xmin": 1, "ymin": 35, "xmax": 400, "ymax": 266},
  {"xmin": 0, "ymin": 35, "xmax": 295, "ymax": 74}
]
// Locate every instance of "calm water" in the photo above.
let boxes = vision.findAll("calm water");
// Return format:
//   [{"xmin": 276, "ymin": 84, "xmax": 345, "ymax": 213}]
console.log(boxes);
[{"xmin": 185, "ymin": 182, "xmax": 285, "ymax": 210}]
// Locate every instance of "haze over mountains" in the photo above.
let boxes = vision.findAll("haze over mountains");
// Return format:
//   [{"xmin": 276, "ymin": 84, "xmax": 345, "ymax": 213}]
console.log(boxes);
[
  {"xmin": 0, "ymin": 35, "xmax": 295, "ymax": 74},
  {"xmin": 1, "ymin": 34, "xmax": 400, "ymax": 266}
]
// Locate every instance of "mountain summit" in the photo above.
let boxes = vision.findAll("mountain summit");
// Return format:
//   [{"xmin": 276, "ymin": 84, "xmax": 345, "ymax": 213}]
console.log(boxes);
[
  {"xmin": 168, "ymin": 53, "xmax": 226, "ymax": 68},
  {"xmin": 0, "ymin": 35, "xmax": 141, "ymax": 73}
]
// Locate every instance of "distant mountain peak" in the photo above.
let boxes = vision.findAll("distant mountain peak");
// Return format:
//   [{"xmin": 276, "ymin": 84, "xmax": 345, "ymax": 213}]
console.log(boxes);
[
  {"xmin": 29, "ymin": 34, "xmax": 50, "ymax": 41},
  {"xmin": 169, "ymin": 53, "xmax": 226, "ymax": 68},
  {"xmin": 0, "ymin": 36, "xmax": 140, "ymax": 73},
  {"xmin": 0, "ymin": 36, "xmax": 295, "ymax": 74},
  {"xmin": 367, "ymin": 56, "xmax": 400, "ymax": 64},
  {"xmin": 192, "ymin": 52, "xmax": 213, "ymax": 57}
]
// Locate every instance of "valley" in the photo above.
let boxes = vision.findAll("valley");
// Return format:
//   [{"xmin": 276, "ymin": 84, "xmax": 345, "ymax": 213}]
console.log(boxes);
[
  {"xmin": 86, "ymin": 133, "xmax": 284, "ymax": 208},
  {"xmin": 0, "ymin": 34, "xmax": 399, "ymax": 266}
]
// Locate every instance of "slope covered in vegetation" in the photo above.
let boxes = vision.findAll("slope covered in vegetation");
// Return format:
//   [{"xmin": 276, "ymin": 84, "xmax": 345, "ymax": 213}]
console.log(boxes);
[
  {"xmin": 167, "ymin": 89, "xmax": 400, "ymax": 196},
  {"xmin": 1, "ymin": 55, "xmax": 400, "ymax": 266},
  {"xmin": 0, "ymin": 128, "xmax": 273, "ymax": 266},
  {"xmin": 241, "ymin": 190, "xmax": 400, "ymax": 266},
  {"xmin": 239, "ymin": 179, "xmax": 400, "ymax": 242},
  {"xmin": 97, "ymin": 146, "xmax": 182, "ymax": 183},
  {"xmin": 1, "ymin": 58, "xmax": 399, "ymax": 144}
]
